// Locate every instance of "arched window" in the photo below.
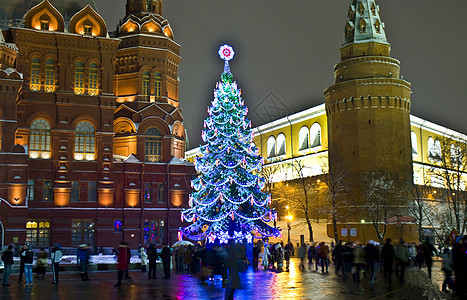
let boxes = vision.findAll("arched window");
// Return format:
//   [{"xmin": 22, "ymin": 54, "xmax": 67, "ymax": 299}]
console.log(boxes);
[
  {"xmin": 142, "ymin": 71, "xmax": 150, "ymax": 100},
  {"xmin": 75, "ymin": 61, "xmax": 84, "ymax": 95},
  {"xmin": 29, "ymin": 118, "xmax": 51, "ymax": 159},
  {"xmin": 145, "ymin": 127, "xmax": 162, "ymax": 162},
  {"xmin": 299, "ymin": 126, "xmax": 309, "ymax": 150},
  {"xmin": 310, "ymin": 123, "xmax": 321, "ymax": 148},
  {"xmin": 428, "ymin": 137, "xmax": 441, "ymax": 160},
  {"xmin": 45, "ymin": 59, "xmax": 54, "ymax": 92},
  {"xmin": 450, "ymin": 144, "xmax": 462, "ymax": 166},
  {"xmin": 154, "ymin": 72, "xmax": 162, "ymax": 101},
  {"xmin": 276, "ymin": 133, "xmax": 286, "ymax": 156},
  {"xmin": 411, "ymin": 131, "xmax": 418, "ymax": 155},
  {"xmin": 30, "ymin": 57, "xmax": 40, "ymax": 91},
  {"xmin": 267, "ymin": 136, "xmax": 276, "ymax": 158},
  {"xmin": 74, "ymin": 121, "xmax": 95, "ymax": 160},
  {"xmin": 88, "ymin": 63, "xmax": 98, "ymax": 96}
]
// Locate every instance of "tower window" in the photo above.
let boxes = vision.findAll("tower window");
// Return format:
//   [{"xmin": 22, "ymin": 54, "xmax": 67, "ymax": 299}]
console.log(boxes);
[
  {"xmin": 88, "ymin": 63, "xmax": 98, "ymax": 96},
  {"xmin": 154, "ymin": 72, "xmax": 162, "ymax": 101},
  {"xmin": 29, "ymin": 118, "xmax": 51, "ymax": 159},
  {"xmin": 40, "ymin": 20, "xmax": 49, "ymax": 30},
  {"xmin": 310, "ymin": 123, "xmax": 322, "ymax": 148},
  {"xmin": 146, "ymin": 0, "xmax": 152, "ymax": 11},
  {"xmin": 74, "ymin": 121, "xmax": 95, "ymax": 161},
  {"xmin": 45, "ymin": 59, "xmax": 55, "ymax": 92},
  {"xmin": 374, "ymin": 19, "xmax": 381, "ymax": 34},
  {"xmin": 359, "ymin": 18, "xmax": 367, "ymax": 33},
  {"xmin": 30, "ymin": 57, "xmax": 41, "ymax": 91},
  {"xmin": 84, "ymin": 25, "xmax": 93, "ymax": 36},
  {"xmin": 145, "ymin": 127, "xmax": 162, "ymax": 162},
  {"xmin": 142, "ymin": 71, "xmax": 150, "ymax": 101},
  {"xmin": 75, "ymin": 61, "xmax": 84, "ymax": 95}
]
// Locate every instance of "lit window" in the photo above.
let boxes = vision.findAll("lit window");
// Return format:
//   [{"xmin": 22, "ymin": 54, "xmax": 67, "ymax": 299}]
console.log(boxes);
[
  {"xmin": 84, "ymin": 25, "xmax": 93, "ymax": 36},
  {"xmin": 71, "ymin": 219, "xmax": 95, "ymax": 246},
  {"xmin": 75, "ymin": 61, "xmax": 84, "ymax": 95},
  {"xmin": 267, "ymin": 136, "xmax": 276, "ymax": 158},
  {"xmin": 145, "ymin": 127, "xmax": 162, "ymax": 162},
  {"xmin": 310, "ymin": 123, "xmax": 322, "ymax": 148},
  {"xmin": 428, "ymin": 137, "xmax": 441, "ymax": 161},
  {"xmin": 143, "ymin": 219, "xmax": 165, "ymax": 245},
  {"xmin": 74, "ymin": 121, "xmax": 95, "ymax": 160},
  {"xmin": 88, "ymin": 63, "xmax": 98, "ymax": 95},
  {"xmin": 154, "ymin": 72, "xmax": 162, "ymax": 101},
  {"xmin": 359, "ymin": 18, "xmax": 367, "ymax": 33},
  {"xmin": 299, "ymin": 126, "xmax": 309, "ymax": 150},
  {"xmin": 450, "ymin": 144, "xmax": 462, "ymax": 166},
  {"xmin": 43, "ymin": 180, "xmax": 53, "ymax": 201},
  {"xmin": 30, "ymin": 57, "xmax": 40, "ymax": 91},
  {"xmin": 40, "ymin": 20, "xmax": 49, "ymax": 31},
  {"xmin": 411, "ymin": 131, "xmax": 418, "ymax": 155},
  {"xmin": 144, "ymin": 182, "xmax": 152, "ymax": 202},
  {"xmin": 26, "ymin": 220, "xmax": 50, "ymax": 246},
  {"xmin": 29, "ymin": 118, "xmax": 51, "ymax": 159},
  {"xmin": 45, "ymin": 58, "xmax": 55, "ymax": 92},
  {"xmin": 276, "ymin": 133, "xmax": 286, "ymax": 156},
  {"xmin": 142, "ymin": 71, "xmax": 150, "ymax": 100}
]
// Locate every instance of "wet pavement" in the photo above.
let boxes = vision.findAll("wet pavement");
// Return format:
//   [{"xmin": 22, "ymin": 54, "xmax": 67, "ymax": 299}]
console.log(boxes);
[{"xmin": 0, "ymin": 258, "xmax": 456, "ymax": 300}]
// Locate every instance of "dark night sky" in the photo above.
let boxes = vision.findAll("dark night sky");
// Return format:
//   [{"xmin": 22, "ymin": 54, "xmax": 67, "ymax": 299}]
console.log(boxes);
[{"xmin": 95, "ymin": 0, "xmax": 467, "ymax": 148}]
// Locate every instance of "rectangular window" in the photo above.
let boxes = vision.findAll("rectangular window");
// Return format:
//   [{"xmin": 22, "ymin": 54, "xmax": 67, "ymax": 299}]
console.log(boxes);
[
  {"xmin": 144, "ymin": 182, "xmax": 152, "ymax": 203},
  {"xmin": 143, "ymin": 219, "xmax": 165, "ymax": 245},
  {"xmin": 26, "ymin": 220, "xmax": 50, "ymax": 246},
  {"xmin": 88, "ymin": 182, "xmax": 97, "ymax": 202},
  {"xmin": 43, "ymin": 180, "xmax": 53, "ymax": 201},
  {"xmin": 158, "ymin": 183, "xmax": 165, "ymax": 203},
  {"xmin": 71, "ymin": 219, "xmax": 95, "ymax": 246},
  {"xmin": 27, "ymin": 179, "xmax": 35, "ymax": 201},
  {"xmin": 71, "ymin": 181, "xmax": 80, "ymax": 202}
]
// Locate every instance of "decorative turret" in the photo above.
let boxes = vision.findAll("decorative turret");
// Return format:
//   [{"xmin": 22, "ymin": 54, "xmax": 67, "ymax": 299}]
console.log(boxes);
[
  {"xmin": 344, "ymin": 0, "xmax": 387, "ymax": 46},
  {"xmin": 126, "ymin": 0, "xmax": 162, "ymax": 16}
]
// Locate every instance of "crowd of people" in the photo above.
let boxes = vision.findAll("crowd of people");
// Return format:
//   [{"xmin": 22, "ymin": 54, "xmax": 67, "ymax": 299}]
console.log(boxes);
[{"xmin": 1, "ymin": 235, "xmax": 467, "ymax": 297}]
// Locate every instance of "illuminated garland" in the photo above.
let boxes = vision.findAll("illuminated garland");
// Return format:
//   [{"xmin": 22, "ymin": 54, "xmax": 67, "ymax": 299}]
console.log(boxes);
[{"xmin": 180, "ymin": 45, "xmax": 280, "ymax": 243}]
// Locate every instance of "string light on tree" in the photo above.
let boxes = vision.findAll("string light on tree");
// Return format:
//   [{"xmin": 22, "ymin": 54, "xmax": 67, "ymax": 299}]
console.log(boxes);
[{"xmin": 180, "ymin": 45, "xmax": 280, "ymax": 243}]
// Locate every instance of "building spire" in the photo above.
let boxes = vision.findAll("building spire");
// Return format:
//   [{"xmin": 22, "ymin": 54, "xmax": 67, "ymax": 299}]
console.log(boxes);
[
  {"xmin": 126, "ymin": 0, "xmax": 163, "ymax": 16},
  {"xmin": 343, "ymin": 0, "xmax": 387, "ymax": 46}
]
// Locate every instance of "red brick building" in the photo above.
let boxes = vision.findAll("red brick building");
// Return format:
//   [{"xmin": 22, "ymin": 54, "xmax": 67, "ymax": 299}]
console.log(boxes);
[{"xmin": 0, "ymin": 0, "xmax": 195, "ymax": 249}]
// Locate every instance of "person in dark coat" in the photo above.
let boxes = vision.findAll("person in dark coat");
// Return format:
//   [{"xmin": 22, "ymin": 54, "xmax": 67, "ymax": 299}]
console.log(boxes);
[
  {"xmin": 36, "ymin": 248, "xmax": 48, "ymax": 278},
  {"xmin": 1, "ymin": 245, "xmax": 14, "ymax": 286},
  {"xmin": 114, "ymin": 241, "xmax": 131, "ymax": 287},
  {"xmin": 252, "ymin": 243, "xmax": 261, "ymax": 271},
  {"xmin": 381, "ymin": 238, "xmax": 395, "ymax": 283},
  {"xmin": 364, "ymin": 240, "xmax": 380, "ymax": 283},
  {"xmin": 160, "ymin": 244, "xmax": 172, "ymax": 279},
  {"xmin": 77, "ymin": 244, "xmax": 91, "ymax": 281},
  {"xmin": 18, "ymin": 243, "xmax": 28, "ymax": 284},
  {"xmin": 147, "ymin": 244, "xmax": 158, "ymax": 279},
  {"xmin": 421, "ymin": 237, "xmax": 438, "ymax": 279},
  {"xmin": 333, "ymin": 241, "xmax": 344, "ymax": 275}
]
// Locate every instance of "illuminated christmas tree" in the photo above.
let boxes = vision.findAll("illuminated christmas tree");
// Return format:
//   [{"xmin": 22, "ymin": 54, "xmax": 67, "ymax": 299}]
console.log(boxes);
[{"xmin": 180, "ymin": 45, "xmax": 280, "ymax": 244}]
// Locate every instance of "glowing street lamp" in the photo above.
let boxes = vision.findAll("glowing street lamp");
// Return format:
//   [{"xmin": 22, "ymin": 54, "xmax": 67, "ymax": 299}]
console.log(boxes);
[{"xmin": 361, "ymin": 219, "xmax": 365, "ymax": 243}]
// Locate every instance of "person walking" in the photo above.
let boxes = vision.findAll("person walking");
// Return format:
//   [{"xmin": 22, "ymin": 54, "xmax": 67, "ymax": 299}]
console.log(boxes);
[
  {"xmin": 77, "ymin": 244, "xmax": 91, "ymax": 281},
  {"xmin": 283, "ymin": 243, "xmax": 291, "ymax": 272},
  {"xmin": 147, "ymin": 244, "xmax": 158, "ymax": 279},
  {"xmin": 440, "ymin": 248, "xmax": 454, "ymax": 292},
  {"xmin": 364, "ymin": 240, "xmax": 380, "ymax": 283},
  {"xmin": 261, "ymin": 241, "xmax": 269, "ymax": 270},
  {"xmin": 421, "ymin": 237, "xmax": 438, "ymax": 279},
  {"xmin": 394, "ymin": 239, "xmax": 410, "ymax": 283},
  {"xmin": 50, "ymin": 244, "xmax": 63, "ymax": 284},
  {"xmin": 139, "ymin": 245, "xmax": 148, "ymax": 273},
  {"xmin": 252, "ymin": 243, "xmax": 261, "ymax": 271},
  {"xmin": 18, "ymin": 243, "xmax": 28, "ymax": 284},
  {"xmin": 317, "ymin": 242, "xmax": 329, "ymax": 273},
  {"xmin": 307, "ymin": 243, "xmax": 315, "ymax": 270},
  {"xmin": 36, "ymin": 248, "xmax": 48, "ymax": 279},
  {"xmin": 352, "ymin": 243, "xmax": 365, "ymax": 282},
  {"xmin": 381, "ymin": 238, "xmax": 395, "ymax": 283},
  {"xmin": 297, "ymin": 243, "xmax": 307, "ymax": 270},
  {"xmin": 22, "ymin": 244, "xmax": 35, "ymax": 286},
  {"xmin": 114, "ymin": 241, "xmax": 131, "ymax": 287},
  {"xmin": 160, "ymin": 243, "xmax": 172, "ymax": 279},
  {"xmin": 1, "ymin": 245, "xmax": 14, "ymax": 286}
]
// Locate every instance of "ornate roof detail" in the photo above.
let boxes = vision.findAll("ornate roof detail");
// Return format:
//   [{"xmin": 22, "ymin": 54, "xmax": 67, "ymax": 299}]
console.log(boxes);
[
  {"xmin": 69, "ymin": 4, "xmax": 107, "ymax": 37},
  {"xmin": 343, "ymin": 0, "xmax": 388, "ymax": 46},
  {"xmin": 24, "ymin": 0, "xmax": 65, "ymax": 32},
  {"xmin": 117, "ymin": 13, "xmax": 173, "ymax": 39}
]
